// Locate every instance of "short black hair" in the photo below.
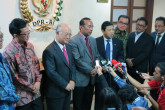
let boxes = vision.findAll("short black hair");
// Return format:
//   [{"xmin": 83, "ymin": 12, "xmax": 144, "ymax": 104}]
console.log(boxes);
[
  {"xmin": 9, "ymin": 18, "xmax": 28, "ymax": 37},
  {"xmin": 118, "ymin": 84, "xmax": 138, "ymax": 104},
  {"xmin": 118, "ymin": 15, "xmax": 130, "ymax": 24},
  {"xmin": 101, "ymin": 21, "xmax": 114, "ymax": 31},
  {"xmin": 136, "ymin": 17, "xmax": 148, "ymax": 25},
  {"xmin": 98, "ymin": 87, "xmax": 122, "ymax": 110},
  {"xmin": 79, "ymin": 17, "xmax": 91, "ymax": 26},
  {"xmin": 157, "ymin": 62, "xmax": 165, "ymax": 76},
  {"xmin": 155, "ymin": 16, "xmax": 165, "ymax": 26}
]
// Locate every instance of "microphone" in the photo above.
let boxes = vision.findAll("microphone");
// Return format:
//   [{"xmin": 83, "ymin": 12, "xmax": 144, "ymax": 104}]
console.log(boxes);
[
  {"xmin": 100, "ymin": 58, "xmax": 112, "ymax": 72},
  {"xmin": 111, "ymin": 59, "xmax": 127, "ymax": 76},
  {"xmin": 136, "ymin": 70, "xmax": 142, "ymax": 75}
]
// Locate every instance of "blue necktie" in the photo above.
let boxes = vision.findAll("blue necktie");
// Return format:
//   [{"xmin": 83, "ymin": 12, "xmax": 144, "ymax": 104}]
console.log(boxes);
[{"xmin": 106, "ymin": 40, "xmax": 110, "ymax": 58}]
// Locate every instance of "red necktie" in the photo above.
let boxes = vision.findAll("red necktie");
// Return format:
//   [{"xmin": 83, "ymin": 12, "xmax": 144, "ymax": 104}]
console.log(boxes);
[
  {"xmin": 85, "ymin": 37, "xmax": 93, "ymax": 60},
  {"xmin": 63, "ymin": 46, "xmax": 69, "ymax": 64}
]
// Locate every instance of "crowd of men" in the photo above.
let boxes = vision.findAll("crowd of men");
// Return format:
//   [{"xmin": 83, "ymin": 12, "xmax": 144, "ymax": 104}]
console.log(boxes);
[{"xmin": 0, "ymin": 15, "xmax": 165, "ymax": 110}]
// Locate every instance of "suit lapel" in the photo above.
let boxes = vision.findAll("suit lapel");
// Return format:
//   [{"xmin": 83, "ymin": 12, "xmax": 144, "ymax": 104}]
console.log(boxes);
[
  {"xmin": 53, "ymin": 41, "xmax": 70, "ymax": 68},
  {"xmin": 78, "ymin": 35, "xmax": 92, "ymax": 60},
  {"xmin": 134, "ymin": 32, "xmax": 145, "ymax": 46},
  {"xmin": 100, "ymin": 36, "xmax": 106, "ymax": 58},
  {"xmin": 112, "ymin": 38, "xmax": 116, "ymax": 60},
  {"xmin": 158, "ymin": 33, "xmax": 165, "ymax": 48}
]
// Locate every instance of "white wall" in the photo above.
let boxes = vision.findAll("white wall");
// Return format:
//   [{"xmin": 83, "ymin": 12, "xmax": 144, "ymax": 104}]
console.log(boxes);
[
  {"xmin": 0, "ymin": 0, "xmax": 111, "ymax": 58},
  {"xmin": 1, "ymin": 0, "xmax": 165, "ymax": 58},
  {"xmin": 152, "ymin": 0, "xmax": 165, "ymax": 32}
]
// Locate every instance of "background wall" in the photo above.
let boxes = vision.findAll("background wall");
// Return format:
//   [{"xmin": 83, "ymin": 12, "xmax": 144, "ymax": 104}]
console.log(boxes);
[
  {"xmin": 0, "ymin": 0, "xmax": 165, "ymax": 58},
  {"xmin": 0, "ymin": 0, "xmax": 110, "ymax": 58}
]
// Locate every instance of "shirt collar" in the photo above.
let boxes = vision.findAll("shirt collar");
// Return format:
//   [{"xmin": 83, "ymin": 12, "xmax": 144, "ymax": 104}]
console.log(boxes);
[
  {"xmin": 11, "ymin": 39, "xmax": 27, "ymax": 49},
  {"xmin": 79, "ymin": 32, "xmax": 87, "ymax": 41},
  {"xmin": 55, "ymin": 39, "xmax": 65, "ymax": 51},
  {"xmin": 135, "ymin": 31, "xmax": 144, "ymax": 36},
  {"xmin": 157, "ymin": 31, "xmax": 165, "ymax": 37},
  {"xmin": 103, "ymin": 36, "xmax": 112, "ymax": 42}
]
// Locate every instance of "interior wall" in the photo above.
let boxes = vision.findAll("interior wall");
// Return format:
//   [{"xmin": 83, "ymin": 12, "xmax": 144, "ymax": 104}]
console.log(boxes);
[
  {"xmin": 0, "ymin": 0, "xmax": 110, "ymax": 58},
  {"xmin": 152, "ymin": 0, "xmax": 165, "ymax": 32},
  {"xmin": 0, "ymin": 0, "xmax": 165, "ymax": 58}
]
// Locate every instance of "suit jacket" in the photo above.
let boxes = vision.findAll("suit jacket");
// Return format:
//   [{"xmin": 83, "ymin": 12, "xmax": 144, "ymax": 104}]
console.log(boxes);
[
  {"xmin": 127, "ymin": 31, "xmax": 154, "ymax": 73},
  {"xmin": 150, "ymin": 32, "xmax": 165, "ymax": 75},
  {"xmin": 95, "ymin": 36, "xmax": 123, "ymax": 91},
  {"xmin": 42, "ymin": 41, "xmax": 76, "ymax": 98},
  {"xmin": 69, "ymin": 33, "xmax": 99, "ymax": 87},
  {"xmin": 96, "ymin": 36, "xmax": 124, "ymax": 62}
]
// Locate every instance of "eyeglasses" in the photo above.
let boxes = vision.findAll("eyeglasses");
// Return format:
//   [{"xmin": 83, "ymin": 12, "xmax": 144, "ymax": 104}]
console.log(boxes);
[
  {"xmin": 155, "ymin": 25, "xmax": 165, "ymax": 28},
  {"xmin": 65, "ymin": 33, "xmax": 72, "ymax": 37},
  {"xmin": 84, "ymin": 25, "xmax": 94, "ymax": 29},
  {"xmin": 19, "ymin": 32, "xmax": 30, "ymax": 37},
  {"xmin": 136, "ymin": 24, "xmax": 146, "ymax": 28},
  {"xmin": 118, "ymin": 21, "xmax": 128, "ymax": 26}
]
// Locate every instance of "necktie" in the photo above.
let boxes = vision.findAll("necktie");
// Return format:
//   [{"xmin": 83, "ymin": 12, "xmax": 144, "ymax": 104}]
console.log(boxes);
[
  {"xmin": 63, "ymin": 46, "xmax": 69, "ymax": 64},
  {"xmin": 155, "ymin": 35, "xmax": 161, "ymax": 48},
  {"xmin": 106, "ymin": 40, "xmax": 110, "ymax": 58},
  {"xmin": 85, "ymin": 37, "xmax": 93, "ymax": 60}
]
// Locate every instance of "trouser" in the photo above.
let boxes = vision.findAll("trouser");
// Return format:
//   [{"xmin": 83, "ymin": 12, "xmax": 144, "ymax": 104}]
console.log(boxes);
[
  {"xmin": 15, "ymin": 97, "xmax": 42, "ymax": 110},
  {"xmin": 73, "ymin": 82, "xmax": 94, "ymax": 110}
]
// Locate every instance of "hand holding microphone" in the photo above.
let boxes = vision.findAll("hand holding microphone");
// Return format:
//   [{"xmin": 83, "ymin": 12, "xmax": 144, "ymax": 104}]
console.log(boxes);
[{"xmin": 111, "ymin": 59, "xmax": 127, "ymax": 76}]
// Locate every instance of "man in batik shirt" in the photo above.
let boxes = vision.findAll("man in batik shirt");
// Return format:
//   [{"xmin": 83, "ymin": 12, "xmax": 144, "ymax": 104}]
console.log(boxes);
[
  {"xmin": 3, "ymin": 18, "xmax": 42, "ymax": 110},
  {"xmin": 114, "ymin": 15, "xmax": 130, "ymax": 60}
]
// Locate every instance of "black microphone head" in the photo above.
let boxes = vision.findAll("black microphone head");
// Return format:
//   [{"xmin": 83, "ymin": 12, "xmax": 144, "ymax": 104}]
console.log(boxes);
[{"xmin": 136, "ymin": 70, "xmax": 142, "ymax": 75}]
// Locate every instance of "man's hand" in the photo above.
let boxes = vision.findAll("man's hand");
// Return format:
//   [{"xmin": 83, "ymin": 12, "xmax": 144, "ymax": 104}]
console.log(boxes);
[
  {"xmin": 33, "ymin": 82, "xmax": 40, "ymax": 94},
  {"xmin": 69, "ymin": 80, "xmax": 75, "ymax": 89},
  {"xmin": 140, "ymin": 73, "xmax": 150, "ymax": 80},
  {"xmin": 126, "ymin": 58, "xmax": 134, "ymax": 68},
  {"xmin": 102, "ymin": 66, "xmax": 107, "ymax": 73},
  {"xmin": 65, "ymin": 82, "xmax": 74, "ymax": 91},
  {"xmin": 96, "ymin": 66, "xmax": 102, "ymax": 76},
  {"xmin": 14, "ymin": 94, "xmax": 21, "ymax": 107},
  {"xmin": 138, "ymin": 88, "xmax": 149, "ymax": 95},
  {"xmin": 90, "ymin": 68, "xmax": 97, "ymax": 76}
]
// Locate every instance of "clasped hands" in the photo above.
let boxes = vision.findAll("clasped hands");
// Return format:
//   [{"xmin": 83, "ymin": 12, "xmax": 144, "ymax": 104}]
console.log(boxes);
[{"xmin": 65, "ymin": 80, "xmax": 75, "ymax": 91}]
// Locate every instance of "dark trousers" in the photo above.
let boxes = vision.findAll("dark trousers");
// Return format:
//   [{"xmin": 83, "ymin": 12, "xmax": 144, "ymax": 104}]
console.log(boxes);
[
  {"xmin": 73, "ymin": 82, "xmax": 94, "ymax": 110},
  {"xmin": 46, "ymin": 94, "xmax": 71, "ymax": 110},
  {"xmin": 15, "ymin": 97, "xmax": 42, "ymax": 110}
]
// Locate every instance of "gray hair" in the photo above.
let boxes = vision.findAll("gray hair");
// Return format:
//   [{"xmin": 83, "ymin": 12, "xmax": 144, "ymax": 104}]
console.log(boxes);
[{"xmin": 56, "ymin": 24, "xmax": 62, "ymax": 33}]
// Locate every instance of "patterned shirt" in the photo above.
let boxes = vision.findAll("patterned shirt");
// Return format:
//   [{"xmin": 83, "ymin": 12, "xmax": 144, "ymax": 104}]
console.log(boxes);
[
  {"xmin": 3, "ymin": 39, "xmax": 42, "ymax": 106},
  {"xmin": 0, "ymin": 53, "xmax": 20, "ymax": 110},
  {"xmin": 114, "ymin": 27, "xmax": 129, "ymax": 60}
]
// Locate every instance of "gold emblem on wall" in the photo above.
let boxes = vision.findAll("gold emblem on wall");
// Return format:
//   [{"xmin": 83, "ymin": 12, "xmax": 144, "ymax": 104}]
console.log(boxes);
[{"xmin": 20, "ymin": 0, "xmax": 63, "ymax": 32}]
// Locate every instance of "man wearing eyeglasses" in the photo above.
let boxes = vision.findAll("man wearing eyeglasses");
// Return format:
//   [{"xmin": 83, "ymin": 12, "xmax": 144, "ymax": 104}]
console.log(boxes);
[
  {"xmin": 3, "ymin": 18, "xmax": 42, "ymax": 110},
  {"xmin": 114, "ymin": 15, "xmax": 130, "ymax": 60},
  {"xmin": 69, "ymin": 17, "xmax": 99, "ymax": 110},
  {"xmin": 126, "ymin": 17, "xmax": 153, "ymax": 84},
  {"xmin": 149, "ymin": 16, "xmax": 165, "ymax": 102}
]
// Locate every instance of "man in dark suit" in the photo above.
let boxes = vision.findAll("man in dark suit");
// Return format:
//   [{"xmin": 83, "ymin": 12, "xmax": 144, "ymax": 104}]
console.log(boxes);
[
  {"xmin": 95, "ymin": 21, "xmax": 124, "ymax": 110},
  {"xmin": 69, "ymin": 17, "xmax": 99, "ymax": 110},
  {"xmin": 42, "ymin": 23, "xmax": 76, "ymax": 110},
  {"xmin": 126, "ymin": 17, "xmax": 153, "ymax": 83},
  {"xmin": 149, "ymin": 16, "xmax": 165, "ymax": 102}
]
